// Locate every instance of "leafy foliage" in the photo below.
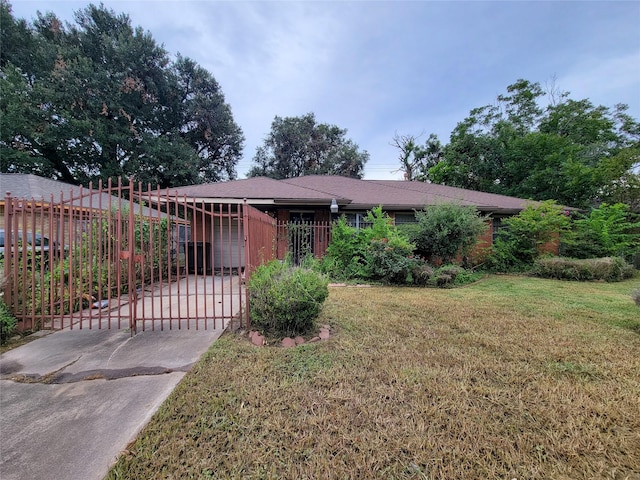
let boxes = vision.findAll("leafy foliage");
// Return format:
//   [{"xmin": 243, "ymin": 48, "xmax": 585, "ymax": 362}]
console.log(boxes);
[
  {"xmin": 321, "ymin": 206, "xmax": 482, "ymax": 286},
  {"xmin": 421, "ymin": 79, "xmax": 640, "ymax": 209},
  {"xmin": 0, "ymin": 274, "xmax": 17, "ymax": 343},
  {"xmin": 6, "ymin": 210, "xmax": 175, "ymax": 319},
  {"xmin": 404, "ymin": 203, "xmax": 488, "ymax": 264},
  {"xmin": 321, "ymin": 216, "xmax": 370, "ymax": 280},
  {"xmin": 391, "ymin": 132, "xmax": 443, "ymax": 181},
  {"xmin": 248, "ymin": 260, "xmax": 329, "ymax": 337},
  {"xmin": 0, "ymin": 2, "xmax": 243, "ymax": 187},
  {"xmin": 322, "ymin": 206, "xmax": 415, "ymax": 284},
  {"xmin": 533, "ymin": 257, "xmax": 635, "ymax": 282},
  {"xmin": 364, "ymin": 238, "xmax": 415, "ymax": 284},
  {"xmin": 487, "ymin": 200, "xmax": 572, "ymax": 271},
  {"xmin": 561, "ymin": 203, "xmax": 640, "ymax": 261},
  {"xmin": 248, "ymin": 113, "xmax": 368, "ymax": 179}
]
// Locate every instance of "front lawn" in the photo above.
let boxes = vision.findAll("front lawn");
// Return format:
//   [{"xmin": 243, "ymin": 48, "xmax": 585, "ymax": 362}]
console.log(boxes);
[{"xmin": 107, "ymin": 275, "xmax": 640, "ymax": 479}]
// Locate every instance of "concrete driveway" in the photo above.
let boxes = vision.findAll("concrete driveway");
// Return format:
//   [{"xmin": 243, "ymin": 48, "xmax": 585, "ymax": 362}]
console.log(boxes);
[{"xmin": 0, "ymin": 322, "xmax": 225, "ymax": 480}]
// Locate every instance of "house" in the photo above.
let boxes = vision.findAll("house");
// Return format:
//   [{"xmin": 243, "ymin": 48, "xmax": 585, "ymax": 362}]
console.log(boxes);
[
  {"xmin": 162, "ymin": 175, "xmax": 540, "ymax": 261},
  {"xmin": 0, "ymin": 174, "xmax": 173, "ymax": 246}
]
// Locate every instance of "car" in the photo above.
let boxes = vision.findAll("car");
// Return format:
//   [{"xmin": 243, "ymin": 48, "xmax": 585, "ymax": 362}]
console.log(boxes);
[{"xmin": 0, "ymin": 229, "xmax": 57, "ymax": 259}]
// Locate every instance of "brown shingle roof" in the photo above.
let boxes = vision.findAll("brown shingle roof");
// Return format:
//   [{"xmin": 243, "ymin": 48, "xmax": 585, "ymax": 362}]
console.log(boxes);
[
  {"xmin": 370, "ymin": 179, "xmax": 533, "ymax": 212},
  {"xmin": 282, "ymin": 176, "xmax": 534, "ymax": 213},
  {"xmin": 0, "ymin": 174, "xmax": 167, "ymax": 217},
  {"xmin": 165, "ymin": 175, "xmax": 536, "ymax": 213},
  {"xmin": 164, "ymin": 177, "xmax": 346, "ymax": 203},
  {"xmin": 3, "ymin": 174, "xmax": 536, "ymax": 214}
]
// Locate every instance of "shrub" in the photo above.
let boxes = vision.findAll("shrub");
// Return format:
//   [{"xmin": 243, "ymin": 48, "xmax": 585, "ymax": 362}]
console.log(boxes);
[
  {"xmin": 321, "ymin": 217, "xmax": 369, "ymax": 280},
  {"xmin": 322, "ymin": 206, "xmax": 415, "ymax": 282},
  {"xmin": 364, "ymin": 238, "xmax": 416, "ymax": 284},
  {"xmin": 561, "ymin": 203, "xmax": 640, "ymax": 261},
  {"xmin": 248, "ymin": 260, "xmax": 329, "ymax": 337},
  {"xmin": 1, "ymin": 297, "xmax": 17, "ymax": 344},
  {"xmin": 407, "ymin": 203, "xmax": 487, "ymax": 264},
  {"xmin": 487, "ymin": 200, "xmax": 572, "ymax": 272},
  {"xmin": 0, "ymin": 275, "xmax": 16, "ymax": 343},
  {"xmin": 411, "ymin": 262, "xmax": 434, "ymax": 286},
  {"xmin": 427, "ymin": 265, "xmax": 481, "ymax": 288},
  {"xmin": 533, "ymin": 256, "xmax": 635, "ymax": 282}
]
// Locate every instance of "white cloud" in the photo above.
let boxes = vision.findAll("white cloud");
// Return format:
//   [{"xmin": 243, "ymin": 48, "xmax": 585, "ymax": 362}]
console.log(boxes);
[
  {"xmin": 8, "ymin": 0, "xmax": 640, "ymax": 180},
  {"xmin": 558, "ymin": 50, "xmax": 640, "ymax": 109}
]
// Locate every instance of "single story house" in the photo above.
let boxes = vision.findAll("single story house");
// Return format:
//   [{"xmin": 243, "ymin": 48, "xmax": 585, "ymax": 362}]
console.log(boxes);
[{"xmin": 162, "ymin": 175, "xmax": 542, "ymax": 262}]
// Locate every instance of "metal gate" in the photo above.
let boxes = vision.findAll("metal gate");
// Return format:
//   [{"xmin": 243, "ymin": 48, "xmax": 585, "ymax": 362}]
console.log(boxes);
[{"xmin": 2, "ymin": 179, "xmax": 276, "ymax": 333}]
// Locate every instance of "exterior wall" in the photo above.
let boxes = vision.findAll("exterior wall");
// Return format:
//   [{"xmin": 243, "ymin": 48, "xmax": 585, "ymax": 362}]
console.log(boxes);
[
  {"xmin": 186, "ymin": 202, "xmax": 562, "ymax": 270},
  {"xmin": 465, "ymin": 220, "xmax": 493, "ymax": 265},
  {"xmin": 188, "ymin": 204, "xmax": 245, "ymax": 271},
  {"xmin": 539, "ymin": 232, "xmax": 560, "ymax": 256}
]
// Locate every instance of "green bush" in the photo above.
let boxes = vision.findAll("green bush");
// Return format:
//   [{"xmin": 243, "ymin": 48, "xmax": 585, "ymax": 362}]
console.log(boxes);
[
  {"xmin": 411, "ymin": 261, "xmax": 434, "ymax": 286},
  {"xmin": 322, "ymin": 206, "xmax": 415, "ymax": 283},
  {"xmin": 0, "ymin": 297, "xmax": 17, "ymax": 344},
  {"xmin": 561, "ymin": 203, "xmax": 640, "ymax": 261},
  {"xmin": 321, "ymin": 217, "xmax": 369, "ymax": 280},
  {"xmin": 484, "ymin": 237, "xmax": 529, "ymax": 273},
  {"xmin": 248, "ymin": 260, "xmax": 329, "ymax": 337},
  {"xmin": 364, "ymin": 238, "xmax": 416, "ymax": 284},
  {"xmin": 533, "ymin": 256, "xmax": 635, "ymax": 282},
  {"xmin": 406, "ymin": 203, "xmax": 487, "ymax": 264},
  {"xmin": 487, "ymin": 200, "xmax": 572, "ymax": 272},
  {"xmin": 0, "ymin": 275, "xmax": 16, "ymax": 343}
]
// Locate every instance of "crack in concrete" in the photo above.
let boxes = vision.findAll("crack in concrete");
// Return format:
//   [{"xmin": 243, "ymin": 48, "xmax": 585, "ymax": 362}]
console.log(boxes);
[{"xmin": 5, "ymin": 363, "xmax": 195, "ymax": 384}]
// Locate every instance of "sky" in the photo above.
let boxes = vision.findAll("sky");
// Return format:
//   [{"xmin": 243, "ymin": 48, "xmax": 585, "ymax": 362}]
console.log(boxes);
[{"xmin": 8, "ymin": 0, "xmax": 640, "ymax": 180}]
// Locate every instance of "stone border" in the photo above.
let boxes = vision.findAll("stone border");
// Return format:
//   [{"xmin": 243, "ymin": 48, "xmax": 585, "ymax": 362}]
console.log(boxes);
[{"xmin": 246, "ymin": 324, "xmax": 333, "ymax": 347}]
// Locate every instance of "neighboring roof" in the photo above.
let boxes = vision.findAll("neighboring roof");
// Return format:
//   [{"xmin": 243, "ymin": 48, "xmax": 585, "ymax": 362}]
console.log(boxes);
[
  {"xmin": 162, "ymin": 177, "xmax": 345, "ymax": 204},
  {"xmin": 165, "ymin": 175, "xmax": 537, "ymax": 214},
  {"xmin": 0, "ymin": 174, "xmax": 167, "ymax": 217}
]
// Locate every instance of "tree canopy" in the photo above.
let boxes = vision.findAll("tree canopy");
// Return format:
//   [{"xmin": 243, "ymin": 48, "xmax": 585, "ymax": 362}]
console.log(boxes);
[
  {"xmin": 398, "ymin": 79, "xmax": 639, "ymax": 210},
  {"xmin": 248, "ymin": 113, "xmax": 369, "ymax": 179},
  {"xmin": 0, "ymin": 1, "xmax": 244, "ymax": 188}
]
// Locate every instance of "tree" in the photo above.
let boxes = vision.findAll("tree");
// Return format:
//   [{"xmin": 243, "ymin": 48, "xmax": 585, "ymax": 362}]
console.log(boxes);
[
  {"xmin": 421, "ymin": 79, "xmax": 639, "ymax": 209},
  {"xmin": 248, "ymin": 113, "xmax": 368, "ymax": 179},
  {"xmin": 0, "ymin": 2, "xmax": 244, "ymax": 188},
  {"xmin": 562, "ymin": 203, "xmax": 640, "ymax": 260},
  {"xmin": 391, "ymin": 132, "xmax": 443, "ymax": 181}
]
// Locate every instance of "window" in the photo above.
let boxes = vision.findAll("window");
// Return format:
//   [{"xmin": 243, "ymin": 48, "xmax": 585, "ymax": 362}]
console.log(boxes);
[
  {"xmin": 492, "ymin": 217, "xmax": 506, "ymax": 242},
  {"xmin": 394, "ymin": 213, "xmax": 417, "ymax": 225},
  {"xmin": 343, "ymin": 212, "xmax": 370, "ymax": 229}
]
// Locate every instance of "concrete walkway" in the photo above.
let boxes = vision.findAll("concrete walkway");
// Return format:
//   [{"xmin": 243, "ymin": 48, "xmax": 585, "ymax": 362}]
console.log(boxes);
[{"xmin": 0, "ymin": 321, "xmax": 226, "ymax": 480}]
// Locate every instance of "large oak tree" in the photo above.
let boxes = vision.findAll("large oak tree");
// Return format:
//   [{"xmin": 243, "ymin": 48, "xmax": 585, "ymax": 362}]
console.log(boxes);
[
  {"xmin": 0, "ymin": 2, "xmax": 244, "ymax": 188},
  {"xmin": 248, "ymin": 113, "xmax": 369, "ymax": 179}
]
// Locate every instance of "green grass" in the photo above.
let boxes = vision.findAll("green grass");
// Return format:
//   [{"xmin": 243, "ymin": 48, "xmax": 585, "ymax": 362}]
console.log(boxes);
[{"xmin": 106, "ymin": 275, "xmax": 640, "ymax": 480}]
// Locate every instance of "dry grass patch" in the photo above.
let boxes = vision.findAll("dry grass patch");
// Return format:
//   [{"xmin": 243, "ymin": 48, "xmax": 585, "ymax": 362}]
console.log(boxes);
[{"xmin": 107, "ymin": 275, "xmax": 640, "ymax": 480}]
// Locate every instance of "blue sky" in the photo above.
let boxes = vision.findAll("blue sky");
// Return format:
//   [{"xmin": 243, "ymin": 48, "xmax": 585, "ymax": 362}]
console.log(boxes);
[{"xmin": 9, "ymin": 0, "xmax": 640, "ymax": 180}]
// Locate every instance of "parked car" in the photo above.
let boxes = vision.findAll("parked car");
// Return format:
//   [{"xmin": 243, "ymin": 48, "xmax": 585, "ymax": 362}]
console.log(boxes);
[{"xmin": 0, "ymin": 229, "xmax": 59, "ymax": 259}]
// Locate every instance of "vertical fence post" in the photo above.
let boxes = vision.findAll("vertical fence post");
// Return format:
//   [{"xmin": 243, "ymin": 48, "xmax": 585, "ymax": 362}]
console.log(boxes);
[
  {"xmin": 127, "ymin": 181, "xmax": 136, "ymax": 335},
  {"xmin": 242, "ymin": 199, "xmax": 251, "ymax": 330},
  {"xmin": 2, "ymin": 193, "xmax": 13, "ymax": 323}
]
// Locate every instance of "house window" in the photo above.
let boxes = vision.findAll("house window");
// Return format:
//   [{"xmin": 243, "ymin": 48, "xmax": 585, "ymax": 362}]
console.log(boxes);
[
  {"xmin": 343, "ymin": 212, "xmax": 370, "ymax": 229},
  {"xmin": 492, "ymin": 217, "xmax": 506, "ymax": 243},
  {"xmin": 394, "ymin": 213, "xmax": 417, "ymax": 225}
]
